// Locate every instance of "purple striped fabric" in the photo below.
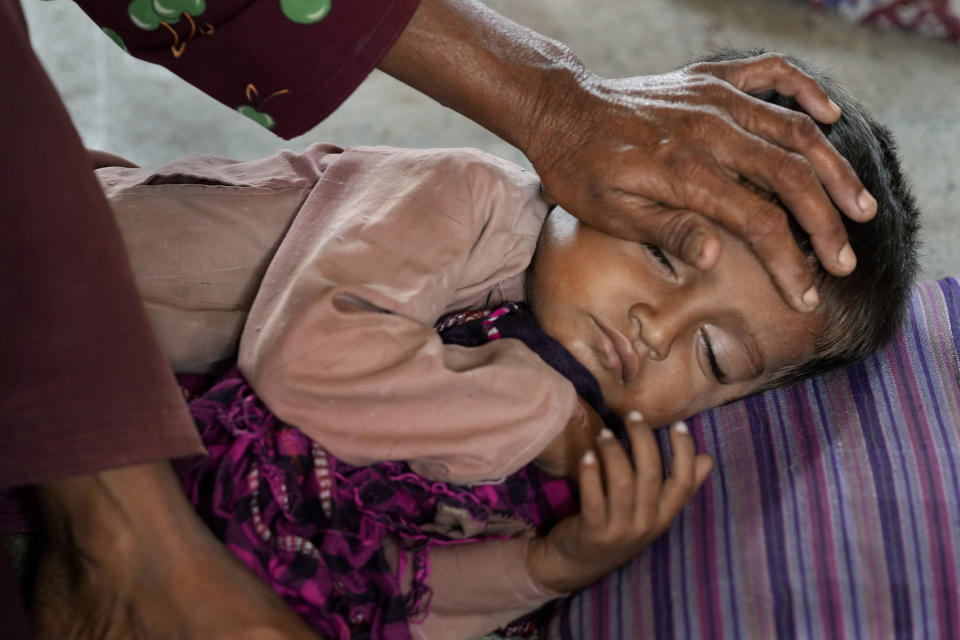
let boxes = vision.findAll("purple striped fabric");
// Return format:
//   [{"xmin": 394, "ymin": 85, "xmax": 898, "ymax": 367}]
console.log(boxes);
[{"xmin": 545, "ymin": 277, "xmax": 960, "ymax": 640}]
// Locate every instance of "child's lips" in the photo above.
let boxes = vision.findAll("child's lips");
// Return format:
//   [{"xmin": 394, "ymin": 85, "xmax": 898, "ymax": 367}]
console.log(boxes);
[{"xmin": 594, "ymin": 318, "xmax": 640, "ymax": 384}]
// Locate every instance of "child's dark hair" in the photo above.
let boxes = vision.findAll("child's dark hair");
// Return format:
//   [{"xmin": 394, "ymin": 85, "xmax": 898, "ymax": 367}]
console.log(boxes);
[{"xmin": 702, "ymin": 49, "xmax": 921, "ymax": 387}]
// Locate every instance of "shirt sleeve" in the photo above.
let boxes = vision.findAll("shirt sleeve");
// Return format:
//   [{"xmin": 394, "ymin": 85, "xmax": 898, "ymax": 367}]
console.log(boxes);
[
  {"xmin": 238, "ymin": 146, "xmax": 578, "ymax": 484},
  {"xmin": 97, "ymin": 144, "xmax": 341, "ymax": 374},
  {"xmin": 383, "ymin": 534, "xmax": 564, "ymax": 640},
  {"xmin": 73, "ymin": 0, "xmax": 420, "ymax": 139}
]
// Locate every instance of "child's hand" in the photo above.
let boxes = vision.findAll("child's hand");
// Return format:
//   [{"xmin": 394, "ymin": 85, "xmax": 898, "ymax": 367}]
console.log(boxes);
[{"xmin": 528, "ymin": 414, "xmax": 713, "ymax": 593}]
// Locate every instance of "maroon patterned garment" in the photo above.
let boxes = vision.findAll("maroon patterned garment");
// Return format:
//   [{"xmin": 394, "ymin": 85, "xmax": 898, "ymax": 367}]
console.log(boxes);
[
  {"xmin": 174, "ymin": 305, "xmax": 595, "ymax": 639},
  {"xmin": 72, "ymin": 0, "xmax": 421, "ymax": 139}
]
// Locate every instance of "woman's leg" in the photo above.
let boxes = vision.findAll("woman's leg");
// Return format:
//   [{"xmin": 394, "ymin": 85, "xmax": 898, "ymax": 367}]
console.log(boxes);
[
  {"xmin": 0, "ymin": 0, "xmax": 202, "ymax": 490},
  {"xmin": 1, "ymin": 3, "xmax": 317, "ymax": 636},
  {"xmin": 32, "ymin": 463, "xmax": 318, "ymax": 639},
  {"xmin": 0, "ymin": 552, "xmax": 29, "ymax": 640}
]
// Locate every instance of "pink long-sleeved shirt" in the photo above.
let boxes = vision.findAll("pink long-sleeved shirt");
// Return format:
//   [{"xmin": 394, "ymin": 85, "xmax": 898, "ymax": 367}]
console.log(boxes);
[{"xmin": 99, "ymin": 143, "xmax": 574, "ymax": 638}]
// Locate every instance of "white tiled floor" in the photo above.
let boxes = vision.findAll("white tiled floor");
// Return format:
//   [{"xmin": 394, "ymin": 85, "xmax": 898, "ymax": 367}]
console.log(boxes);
[{"xmin": 23, "ymin": 0, "xmax": 960, "ymax": 279}]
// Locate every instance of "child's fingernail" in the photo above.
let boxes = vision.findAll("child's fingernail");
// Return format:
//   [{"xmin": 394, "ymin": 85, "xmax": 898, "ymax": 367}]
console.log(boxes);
[
  {"xmin": 802, "ymin": 286, "xmax": 819, "ymax": 310},
  {"xmin": 837, "ymin": 243, "xmax": 856, "ymax": 272},
  {"xmin": 598, "ymin": 428, "xmax": 614, "ymax": 441},
  {"xmin": 626, "ymin": 409, "xmax": 644, "ymax": 423},
  {"xmin": 673, "ymin": 421, "xmax": 689, "ymax": 435},
  {"xmin": 857, "ymin": 189, "xmax": 877, "ymax": 216},
  {"xmin": 583, "ymin": 450, "xmax": 597, "ymax": 465}
]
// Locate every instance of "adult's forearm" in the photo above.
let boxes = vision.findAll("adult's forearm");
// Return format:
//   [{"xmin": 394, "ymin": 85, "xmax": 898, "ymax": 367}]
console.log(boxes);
[
  {"xmin": 379, "ymin": 2, "xmax": 876, "ymax": 313},
  {"xmin": 379, "ymin": 0, "xmax": 587, "ymax": 156}
]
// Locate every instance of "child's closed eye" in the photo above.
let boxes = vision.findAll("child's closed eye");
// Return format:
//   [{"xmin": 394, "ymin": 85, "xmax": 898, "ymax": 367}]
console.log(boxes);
[
  {"xmin": 643, "ymin": 243, "xmax": 676, "ymax": 277},
  {"xmin": 699, "ymin": 327, "xmax": 728, "ymax": 383}
]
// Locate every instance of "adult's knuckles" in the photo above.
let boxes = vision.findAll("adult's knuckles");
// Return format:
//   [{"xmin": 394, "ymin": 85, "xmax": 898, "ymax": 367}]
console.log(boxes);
[
  {"xmin": 775, "ymin": 151, "xmax": 818, "ymax": 191},
  {"xmin": 741, "ymin": 199, "xmax": 790, "ymax": 244},
  {"xmin": 722, "ymin": 53, "xmax": 813, "ymax": 94},
  {"xmin": 718, "ymin": 53, "xmax": 780, "ymax": 87},
  {"xmin": 827, "ymin": 216, "xmax": 849, "ymax": 241},
  {"xmin": 784, "ymin": 111, "xmax": 823, "ymax": 149},
  {"xmin": 688, "ymin": 108, "xmax": 732, "ymax": 139},
  {"xmin": 690, "ymin": 76, "xmax": 740, "ymax": 103},
  {"xmin": 807, "ymin": 204, "xmax": 847, "ymax": 240},
  {"xmin": 684, "ymin": 60, "xmax": 715, "ymax": 76},
  {"xmin": 752, "ymin": 52, "xmax": 796, "ymax": 76},
  {"xmin": 656, "ymin": 209, "xmax": 709, "ymax": 256}
]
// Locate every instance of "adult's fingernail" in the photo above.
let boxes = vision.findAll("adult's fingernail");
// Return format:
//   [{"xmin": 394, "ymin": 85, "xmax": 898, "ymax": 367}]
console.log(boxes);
[
  {"xmin": 857, "ymin": 189, "xmax": 877, "ymax": 217},
  {"xmin": 673, "ymin": 421, "xmax": 689, "ymax": 435},
  {"xmin": 837, "ymin": 243, "xmax": 856, "ymax": 272},
  {"xmin": 598, "ymin": 428, "xmax": 615, "ymax": 441},
  {"xmin": 626, "ymin": 409, "xmax": 644, "ymax": 423},
  {"xmin": 687, "ymin": 232, "xmax": 705, "ymax": 265},
  {"xmin": 828, "ymin": 98, "xmax": 842, "ymax": 118},
  {"xmin": 802, "ymin": 286, "xmax": 820, "ymax": 310},
  {"xmin": 583, "ymin": 450, "xmax": 597, "ymax": 465}
]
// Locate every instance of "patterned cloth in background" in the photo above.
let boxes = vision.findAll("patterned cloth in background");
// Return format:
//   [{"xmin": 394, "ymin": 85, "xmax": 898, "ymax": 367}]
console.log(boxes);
[
  {"xmin": 175, "ymin": 303, "xmax": 609, "ymax": 639},
  {"xmin": 811, "ymin": 0, "xmax": 960, "ymax": 43}
]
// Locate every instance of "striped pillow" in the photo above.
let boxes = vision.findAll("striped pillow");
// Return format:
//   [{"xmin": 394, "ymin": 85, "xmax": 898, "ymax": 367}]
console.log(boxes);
[{"xmin": 547, "ymin": 277, "xmax": 960, "ymax": 639}]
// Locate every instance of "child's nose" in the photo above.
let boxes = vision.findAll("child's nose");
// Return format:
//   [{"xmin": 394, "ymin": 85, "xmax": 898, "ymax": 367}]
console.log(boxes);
[{"xmin": 628, "ymin": 302, "xmax": 676, "ymax": 361}]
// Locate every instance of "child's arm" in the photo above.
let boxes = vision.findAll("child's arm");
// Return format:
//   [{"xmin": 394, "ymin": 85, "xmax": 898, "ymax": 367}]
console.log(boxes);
[
  {"xmin": 407, "ymin": 414, "xmax": 713, "ymax": 639},
  {"xmin": 239, "ymin": 146, "xmax": 578, "ymax": 485},
  {"xmin": 404, "ymin": 535, "xmax": 559, "ymax": 640}
]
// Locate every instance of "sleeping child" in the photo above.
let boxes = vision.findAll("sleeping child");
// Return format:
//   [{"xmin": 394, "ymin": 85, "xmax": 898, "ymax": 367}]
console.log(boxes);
[{"xmin": 92, "ymin": 50, "xmax": 919, "ymax": 639}]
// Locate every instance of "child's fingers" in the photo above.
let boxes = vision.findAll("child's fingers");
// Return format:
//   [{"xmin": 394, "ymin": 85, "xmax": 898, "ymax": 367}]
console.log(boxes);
[
  {"xmin": 623, "ymin": 412, "xmax": 664, "ymax": 517},
  {"xmin": 596, "ymin": 428, "xmax": 635, "ymax": 527},
  {"xmin": 577, "ymin": 450, "xmax": 606, "ymax": 528},
  {"xmin": 694, "ymin": 454, "xmax": 715, "ymax": 486},
  {"xmin": 660, "ymin": 421, "xmax": 696, "ymax": 500},
  {"xmin": 659, "ymin": 422, "xmax": 714, "ymax": 524}
]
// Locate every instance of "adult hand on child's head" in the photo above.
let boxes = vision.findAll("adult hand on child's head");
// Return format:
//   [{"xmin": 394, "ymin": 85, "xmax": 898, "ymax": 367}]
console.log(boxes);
[
  {"xmin": 526, "ymin": 52, "xmax": 875, "ymax": 312},
  {"xmin": 382, "ymin": 4, "xmax": 868, "ymax": 311},
  {"xmin": 527, "ymin": 414, "xmax": 713, "ymax": 594}
]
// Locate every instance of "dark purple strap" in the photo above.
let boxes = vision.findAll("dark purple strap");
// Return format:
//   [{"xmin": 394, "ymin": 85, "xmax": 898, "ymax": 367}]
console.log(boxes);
[{"xmin": 437, "ymin": 303, "xmax": 626, "ymax": 437}]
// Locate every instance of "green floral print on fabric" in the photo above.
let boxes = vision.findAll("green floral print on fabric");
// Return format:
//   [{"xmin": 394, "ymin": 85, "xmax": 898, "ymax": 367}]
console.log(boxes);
[
  {"xmin": 128, "ymin": 0, "xmax": 213, "ymax": 58},
  {"xmin": 280, "ymin": 0, "xmax": 332, "ymax": 24}
]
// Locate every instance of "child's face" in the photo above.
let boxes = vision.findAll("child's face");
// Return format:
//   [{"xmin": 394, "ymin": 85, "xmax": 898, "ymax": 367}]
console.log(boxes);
[{"xmin": 527, "ymin": 208, "xmax": 825, "ymax": 427}]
